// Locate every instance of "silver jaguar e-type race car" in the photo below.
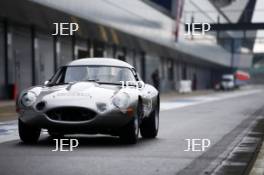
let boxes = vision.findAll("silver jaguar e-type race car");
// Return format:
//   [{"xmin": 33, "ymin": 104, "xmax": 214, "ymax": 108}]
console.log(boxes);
[{"xmin": 17, "ymin": 58, "xmax": 159, "ymax": 144}]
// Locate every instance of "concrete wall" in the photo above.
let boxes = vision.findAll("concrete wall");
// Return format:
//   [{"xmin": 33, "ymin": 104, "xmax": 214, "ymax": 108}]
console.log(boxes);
[{"xmin": 35, "ymin": 33, "xmax": 54, "ymax": 84}]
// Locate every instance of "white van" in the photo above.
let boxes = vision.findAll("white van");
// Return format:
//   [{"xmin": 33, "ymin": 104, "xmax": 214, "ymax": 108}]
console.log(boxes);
[{"xmin": 221, "ymin": 74, "xmax": 235, "ymax": 90}]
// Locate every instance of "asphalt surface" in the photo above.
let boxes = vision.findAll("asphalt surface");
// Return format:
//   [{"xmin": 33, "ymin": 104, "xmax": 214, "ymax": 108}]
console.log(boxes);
[{"xmin": 0, "ymin": 88, "xmax": 264, "ymax": 175}]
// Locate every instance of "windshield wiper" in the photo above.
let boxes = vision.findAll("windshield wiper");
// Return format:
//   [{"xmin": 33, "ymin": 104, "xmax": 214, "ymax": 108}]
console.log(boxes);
[
  {"xmin": 84, "ymin": 79, "xmax": 99, "ymax": 82},
  {"xmin": 96, "ymin": 82, "xmax": 122, "ymax": 85},
  {"xmin": 47, "ymin": 82, "xmax": 69, "ymax": 87}
]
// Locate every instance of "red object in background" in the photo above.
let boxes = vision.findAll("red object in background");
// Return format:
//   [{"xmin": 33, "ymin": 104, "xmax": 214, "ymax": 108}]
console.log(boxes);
[
  {"xmin": 174, "ymin": 0, "xmax": 184, "ymax": 42},
  {"xmin": 235, "ymin": 71, "xmax": 250, "ymax": 81},
  {"xmin": 13, "ymin": 84, "xmax": 17, "ymax": 100}
]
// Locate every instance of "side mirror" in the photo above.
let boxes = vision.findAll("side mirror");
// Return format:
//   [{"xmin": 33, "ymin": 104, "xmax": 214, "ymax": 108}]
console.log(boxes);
[
  {"xmin": 44, "ymin": 80, "xmax": 49, "ymax": 86},
  {"xmin": 137, "ymin": 81, "xmax": 145, "ymax": 89}
]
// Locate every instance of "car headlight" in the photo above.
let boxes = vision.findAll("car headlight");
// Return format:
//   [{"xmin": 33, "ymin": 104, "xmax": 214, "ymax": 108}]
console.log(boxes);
[
  {"xmin": 21, "ymin": 92, "xmax": 37, "ymax": 107},
  {"xmin": 112, "ymin": 92, "xmax": 130, "ymax": 110}
]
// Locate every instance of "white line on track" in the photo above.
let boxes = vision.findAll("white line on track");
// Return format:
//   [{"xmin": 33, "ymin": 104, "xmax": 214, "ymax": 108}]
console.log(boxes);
[
  {"xmin": 160, "ymin": 89, "xmax": 262, "ymax": 111},
  {"xmin": 0, "ymin": 89, "xmax": 262, "ymax": 143},
  {"xmin": 0, "ymin": 120, "xmax": 18, "ymax": 143}
]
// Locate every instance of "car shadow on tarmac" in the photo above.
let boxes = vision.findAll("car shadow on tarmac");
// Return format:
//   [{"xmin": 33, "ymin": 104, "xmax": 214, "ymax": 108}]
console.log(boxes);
[{"xmin": 14, "ymin": 135, "xmax": 159, "ymax": 148}]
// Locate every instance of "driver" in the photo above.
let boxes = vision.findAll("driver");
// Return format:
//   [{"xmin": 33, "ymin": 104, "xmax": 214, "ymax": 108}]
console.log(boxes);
[{"xmin": 65, "ymin": 67, "xmax": 88, "ymax": 82}]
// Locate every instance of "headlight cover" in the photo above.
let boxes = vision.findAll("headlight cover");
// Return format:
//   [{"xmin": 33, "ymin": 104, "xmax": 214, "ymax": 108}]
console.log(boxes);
[
  {"xmin": 21, "ymin": 92, "xmax": 37, "ymax": 107},
  {"xmin": 112, "ymin": 92, "xmax": 130, "ymax": 110}
]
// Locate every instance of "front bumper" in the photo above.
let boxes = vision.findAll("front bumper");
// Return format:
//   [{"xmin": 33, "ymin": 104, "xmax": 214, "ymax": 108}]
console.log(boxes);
[{"xmin": 18, "ymin": 107, "xmax": 135, "ymax": 134}]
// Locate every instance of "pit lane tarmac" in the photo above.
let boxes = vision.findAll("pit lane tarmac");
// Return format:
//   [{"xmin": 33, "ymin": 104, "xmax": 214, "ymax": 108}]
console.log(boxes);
[{"xmin": 177, "ymin": 107, "xmax": 264, "ymax": 175}]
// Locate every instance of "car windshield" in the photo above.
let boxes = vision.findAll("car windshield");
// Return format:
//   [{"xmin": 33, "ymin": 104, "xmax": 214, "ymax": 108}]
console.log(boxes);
[
  {"xmin": 49, "ymin": 65, "xmax": 136, "ymax": 85},
  {"xmin": 222, "ymin": 78, "xmax": 233, "ymax": 82}
]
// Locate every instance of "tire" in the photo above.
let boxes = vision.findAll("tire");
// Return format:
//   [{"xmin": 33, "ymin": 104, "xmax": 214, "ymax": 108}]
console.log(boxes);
[
  {"xmin": 119, "ymin": 103, "xmax": 142, "ymax": 144},
  {"xmin": 140, "ymin": 106, "xmax": 159, "ymax": 139},
  {"xmin": 18, "ymin": 119, "xmax": 41, "ymax": 144}
]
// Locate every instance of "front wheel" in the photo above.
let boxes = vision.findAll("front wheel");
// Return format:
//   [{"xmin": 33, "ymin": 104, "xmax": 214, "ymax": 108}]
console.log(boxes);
[
  {"xmin": 119, "ymin": 103, "xmax": 142, "ymax": 144},
  {"xmin": 119, "ymin": 115, "xmax": 139, "ymax": 144},
  {"xmin": 140, "ymin": 107, "xmax": 159, "ymax": 139},
  {"xmin": 18, "ymin": 119, "xmax": 41, "ymax": 144}
]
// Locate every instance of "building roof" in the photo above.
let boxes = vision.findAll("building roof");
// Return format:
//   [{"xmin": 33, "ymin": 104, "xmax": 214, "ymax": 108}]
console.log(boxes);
[
  {"xmin": 29, "ymin": 0, "xmax": 233, "ymax": 67},
  {"xmin": 28, "ymin": 0, "xmax": 253, "ymax": 68}
]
